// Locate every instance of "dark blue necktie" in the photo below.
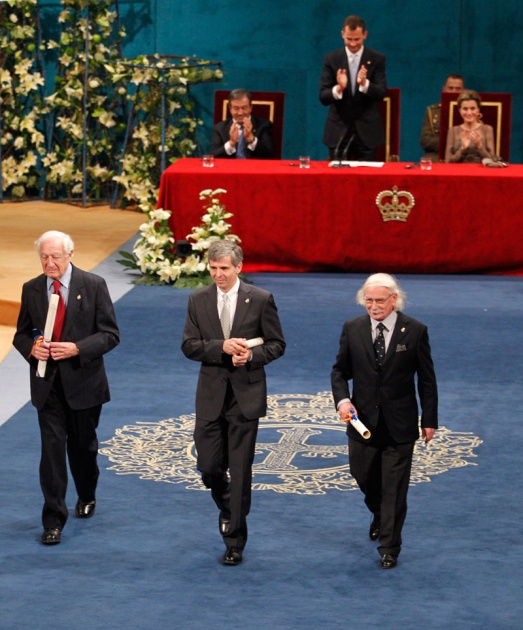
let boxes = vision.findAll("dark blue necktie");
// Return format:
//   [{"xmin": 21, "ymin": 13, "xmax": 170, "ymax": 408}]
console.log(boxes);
[
  {"xmin": 374, "ymin": 323, "xmax": 386, "ymax": 365},
  {"xmin": 237, "ymin": 128, "xmax": 247, "ymax": 159}
]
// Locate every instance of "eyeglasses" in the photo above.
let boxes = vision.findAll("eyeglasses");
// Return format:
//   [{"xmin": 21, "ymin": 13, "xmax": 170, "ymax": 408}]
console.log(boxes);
[{"xmin": 364, "ymin": 295, "xmax": 393, "ymax": 306}]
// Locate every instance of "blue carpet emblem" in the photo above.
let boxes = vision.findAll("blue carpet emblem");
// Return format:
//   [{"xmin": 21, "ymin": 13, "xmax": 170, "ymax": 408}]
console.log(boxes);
[{"xmin": 100, "ymin": 391, "xmax": 482, "ymax": 494}]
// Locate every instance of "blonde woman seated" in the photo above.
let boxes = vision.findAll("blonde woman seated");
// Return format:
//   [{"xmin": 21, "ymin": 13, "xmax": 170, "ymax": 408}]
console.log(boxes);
[{"xmin": 445, "ymin": 90, "xmax": 495, "ymax": 163}]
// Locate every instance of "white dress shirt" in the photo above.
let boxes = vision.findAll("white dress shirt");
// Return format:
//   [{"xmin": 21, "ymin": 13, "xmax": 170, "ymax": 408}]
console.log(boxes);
[{"xmin": 217, "ymin": 278, "xmax": 240, "ymax": 323}]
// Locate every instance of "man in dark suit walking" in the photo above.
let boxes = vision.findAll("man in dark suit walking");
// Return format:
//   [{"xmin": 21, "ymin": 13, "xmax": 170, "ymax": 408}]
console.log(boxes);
[
  {"xmin": 13, "ymin": 231, "xmax": 119, "ymax": 545},
  {"xmin": 331, "ymin": 273, "xmax": 438, "ymax": 569},
  {"xmin": 211, "ymin": 88, "xmax": 274, "ymax": 159},
  {"xmin": 182, "ymin": 240, "xmax": 285, "ymax": 565},
  {"xmin": 320, "ymin": 15, "xmax": 387, "ymax": 160}
]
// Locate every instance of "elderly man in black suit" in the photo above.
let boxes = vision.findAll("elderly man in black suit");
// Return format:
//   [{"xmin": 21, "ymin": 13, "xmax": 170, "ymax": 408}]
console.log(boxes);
[
  {"xmin": 211, "ymin": 88, "xmax": 274, "ymax": 159},
  {"xmin": 13, "ymin": 230, "xmax": 119, "ymax": 545},
  {"xmin": 182, "ymin": 240, "xmax": 285, "ymax": 565},
  {"xmin": 331, "ymin": 273, "xmax": 438, "ymax": 569},
  {"xmin": 320, "ymin": 15, "xmax": 387, "ymax": 161}
]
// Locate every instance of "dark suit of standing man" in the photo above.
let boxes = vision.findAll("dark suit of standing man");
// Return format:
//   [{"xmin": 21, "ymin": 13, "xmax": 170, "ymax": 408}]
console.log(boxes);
[
  {"xmin": 182, "ymin": 240, "xmax": 285, "ymax": 565},
  {"xmin": 211, "ymin": 88, "xmax": 274, "ymax": 159},
  {"xmin": 331, "ymin": 273, "xmax": 438, "ymax": 569},
  {"xmin": 320, "ymin": 15, "xmax": 387, "ymax": 160},
  {"xmin": 13, "ymin": 230, "xmax": 119, "ymax": 545}
]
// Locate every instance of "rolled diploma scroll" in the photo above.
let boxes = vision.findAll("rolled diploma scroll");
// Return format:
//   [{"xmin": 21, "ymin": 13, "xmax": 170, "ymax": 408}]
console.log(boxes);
[
  {"xmin": 245, "ymin": 337, "xmax": 264, "ymax": 349},
  {"xmin": 349, "ymin": 411, "xmax": 371, "ymax": 440},
  {"xmin": 37, "ymin": 293, "xmax": 59, "ymax": 378}
]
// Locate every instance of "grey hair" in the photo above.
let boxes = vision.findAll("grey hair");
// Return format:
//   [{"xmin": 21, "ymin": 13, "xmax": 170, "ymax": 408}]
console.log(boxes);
[
  {"xmin": 35, "ymin": 230, "xmax": 75, "ymax": 254},
  {"xmin": 228, "ymin": 88, "xmax": 252, "ymax": 104},
  {"xmin": 207, "ymin": 240, "xmax": 243, "ymax": 266},
  {"xmin": 356, "ymin": 273, "xmax": 406, "ymax": 311}
]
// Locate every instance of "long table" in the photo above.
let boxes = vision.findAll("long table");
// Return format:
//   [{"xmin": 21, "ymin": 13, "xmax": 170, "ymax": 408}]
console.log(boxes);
[{"xmin": 157, "ymin": 159, "xmax": 523, "ymax": 274}]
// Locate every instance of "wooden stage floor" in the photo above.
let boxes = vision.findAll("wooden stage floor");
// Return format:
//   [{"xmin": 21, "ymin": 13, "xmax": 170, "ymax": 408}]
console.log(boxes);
[{"xmin": 0, "ymin": 201, "xmax": 143, "ymax": 362}]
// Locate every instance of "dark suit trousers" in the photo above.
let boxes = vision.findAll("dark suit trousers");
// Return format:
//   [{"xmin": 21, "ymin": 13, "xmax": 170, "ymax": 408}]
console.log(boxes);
[
  {"xmin": 328, "ymin": 132, "xmax": 377, "ymax": 161},
  {"xmin": 37, "ymin": 371, "xmax": 101, "ymax": 529},
  {"xmin": 348, "ymin": 415, "xmax": 414, "ymax": 557},
  {"xmin": 194, "ymin": 382, "xmax": 259, "ymax": 550}
]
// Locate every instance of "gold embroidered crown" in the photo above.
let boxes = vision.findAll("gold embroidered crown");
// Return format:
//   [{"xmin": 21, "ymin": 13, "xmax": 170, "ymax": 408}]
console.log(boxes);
[{"xmin": 375, "ymin": 186, "xmax": 415, "ymax": 222}]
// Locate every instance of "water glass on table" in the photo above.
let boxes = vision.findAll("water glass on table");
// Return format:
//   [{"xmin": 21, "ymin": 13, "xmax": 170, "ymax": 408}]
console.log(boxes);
[{"xmin": 299, "ymin": 156, "xmax": 311, "ymax": 169}]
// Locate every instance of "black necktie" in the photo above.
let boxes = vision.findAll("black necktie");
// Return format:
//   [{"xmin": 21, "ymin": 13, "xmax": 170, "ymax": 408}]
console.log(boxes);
[{"xmin": 374, "ymin": 323, "xmax": 386, "ymax": 366}]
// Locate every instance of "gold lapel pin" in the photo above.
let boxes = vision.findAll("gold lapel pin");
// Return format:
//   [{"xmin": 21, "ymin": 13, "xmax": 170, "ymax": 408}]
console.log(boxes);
[
  {"xmin": 245, "ymin": 298, "xmax": 250, "ymax": 303},
  {"xmin": 401, "ymin": 327, "xmax": 405, "ymax": 332}
]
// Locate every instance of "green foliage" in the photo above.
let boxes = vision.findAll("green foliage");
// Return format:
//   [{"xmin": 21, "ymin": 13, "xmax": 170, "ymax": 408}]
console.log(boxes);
[
  {"xmin": 1, "ymin": 0, "xmax": 222, "ymax": 211},
  {"xmin": 0, "ymin": 0, "xmax": 46, "ymax": 198}
]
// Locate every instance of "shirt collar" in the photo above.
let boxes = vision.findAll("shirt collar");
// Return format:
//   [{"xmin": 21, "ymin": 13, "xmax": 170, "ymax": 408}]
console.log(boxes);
[
  {"xmin": 47, "ymin": 263, "xmax": 72, "ymax": 290},
  {"xmin": 371, "ymin": 311, "xmax": 398, "ymax": 332},
  {"xmin": 346, "ymin": 46, "xmax": 364, "ymax": 61},
  {"xmin": 218, "ymin": 278, "xmax": 240, "ymax": 299}
]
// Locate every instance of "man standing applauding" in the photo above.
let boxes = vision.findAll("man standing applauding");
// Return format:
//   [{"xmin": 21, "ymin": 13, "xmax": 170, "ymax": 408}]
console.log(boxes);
[{"xmin": 320, "ymin": 15, "xmax": 387, "ymax": 160}]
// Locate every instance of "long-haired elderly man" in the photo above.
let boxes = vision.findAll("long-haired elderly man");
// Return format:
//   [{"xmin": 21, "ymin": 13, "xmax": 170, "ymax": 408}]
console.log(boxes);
[{"xmin": 331, "ymin": 273, "xmax": 438, "ymax": 568}]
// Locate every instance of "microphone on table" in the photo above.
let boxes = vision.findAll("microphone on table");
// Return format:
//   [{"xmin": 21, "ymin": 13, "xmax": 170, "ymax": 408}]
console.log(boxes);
[
  {"xmin": 334, "ymin": 128, "xmax": 350, "ymax": 160},
  {"xmin": 341, "ymin": 133, "xmax": 355, "ymax": 161},
  {"xmin": 329, "ymin": 129, "xmax": 354, "ymax": 168}
]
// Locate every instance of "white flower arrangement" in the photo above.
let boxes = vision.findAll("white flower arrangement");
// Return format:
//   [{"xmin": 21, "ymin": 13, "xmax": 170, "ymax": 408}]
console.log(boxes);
[
  {"xmin": 118, "ymin": 188, "xmax": 241, "ymax": 288},
  {"xmin": 0, "ymin": 0, "xmax": 46, "ymax": 198},
  {"xmin": 1, "ymin": 0, "xmax": 222, "ymax": 210}
]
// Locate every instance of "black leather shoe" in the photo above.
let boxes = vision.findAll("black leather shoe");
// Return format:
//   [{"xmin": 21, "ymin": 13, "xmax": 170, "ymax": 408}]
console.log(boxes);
[
  {"xmin": 223, "ymin": 546, "xmax": 243, "ymax": 566},
  {"xmin": 219, "ymin": 511, "xmax": 231, "ymax": 536},
  {"xmin": 380, "ymin": 553, "xmax": 397, "ymax": 569},
  {"xmin": 369, "ymin": 515, "xmax": 381, "ymax": 541},
  {"xmin": 75, "ymin": 499, "xmax": 96, "ymax": 519},
  {"xmin": 41, "ymin": 528, "xmax": 61, "ymax": 545}
]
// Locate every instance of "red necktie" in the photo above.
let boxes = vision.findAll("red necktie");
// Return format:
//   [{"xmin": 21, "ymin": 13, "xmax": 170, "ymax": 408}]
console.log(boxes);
[{"xmin": 52, "ymin": 281, "xmax": 66, "ymax": 341}]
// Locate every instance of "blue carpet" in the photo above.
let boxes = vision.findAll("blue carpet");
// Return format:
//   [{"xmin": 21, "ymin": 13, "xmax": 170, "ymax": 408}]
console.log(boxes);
[{"xmin": 1, "ymin": 272, "xmax": 522, "ymax": 629}]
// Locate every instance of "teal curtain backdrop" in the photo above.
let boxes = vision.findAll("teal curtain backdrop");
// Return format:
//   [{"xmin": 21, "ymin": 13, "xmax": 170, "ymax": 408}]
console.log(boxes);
[{"xmin": 40, "ymin": 0, "xmax": 523, "ymax": 162}]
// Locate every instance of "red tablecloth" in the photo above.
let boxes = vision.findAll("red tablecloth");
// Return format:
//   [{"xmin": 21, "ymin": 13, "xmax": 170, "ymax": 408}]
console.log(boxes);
[{"xmin": 157, "ymin": 159, "xmax": 523, "ymax": 274}]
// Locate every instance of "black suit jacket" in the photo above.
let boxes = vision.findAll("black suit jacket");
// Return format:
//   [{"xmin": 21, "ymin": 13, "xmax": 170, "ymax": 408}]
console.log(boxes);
[
  {"xmin": 319, "ymin": 46, "xmax": 387, "ymax": 150},
  {"xmin": 331, "ymin": 312, "xmax": 438, "ymax": 443},
  {"xmin": 211, "ymin": 115, "xmax": 274, "ymax": 159},
  {"xmin": 13, "ymin": 265, "xmax": 120, "ymax": 411},
  {"xmin": 181, "ymin": 280, "xmax": 285, "ymax": 420}
]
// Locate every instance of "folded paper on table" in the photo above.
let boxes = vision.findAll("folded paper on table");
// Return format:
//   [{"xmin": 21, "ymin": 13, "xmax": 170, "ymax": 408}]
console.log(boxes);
[
  {"xmin": 246, "ymin": 337, "xmax": 264, "ymax": 348},
  {"xmin": 37, "ymin": 293, "xmax": 59, "ymax": 378},
  {"xmin": 328, "ymin": 161, "xmax": 384, "ymax": 168}
]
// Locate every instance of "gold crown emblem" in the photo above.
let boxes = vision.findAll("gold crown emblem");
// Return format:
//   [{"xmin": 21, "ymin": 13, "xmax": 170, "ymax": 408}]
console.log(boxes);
[{"xmin": 375, "ymin": 185, "xmax": 415, "ymax": 222}]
